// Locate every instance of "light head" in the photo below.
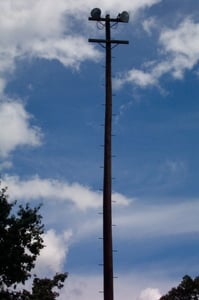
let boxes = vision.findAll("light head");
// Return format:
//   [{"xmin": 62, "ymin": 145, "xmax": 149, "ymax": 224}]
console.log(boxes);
[
  {"xmin": 118, "ymin": 11, "xmax": 129, "ymax": 23},
  {"xmin": 90, "ymin": 8, "xmax": 101, "ymax": 20}
]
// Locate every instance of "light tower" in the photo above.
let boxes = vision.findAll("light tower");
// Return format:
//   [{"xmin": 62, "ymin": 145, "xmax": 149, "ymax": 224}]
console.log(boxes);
[{"xmin": 88, "ymin": 8, "xmax": 129, "ymax": 300}]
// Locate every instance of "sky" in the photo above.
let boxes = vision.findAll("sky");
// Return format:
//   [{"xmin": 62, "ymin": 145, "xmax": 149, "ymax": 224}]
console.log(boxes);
[{"xmin": 0, "ymin": 0, "xmax": 199, "ymax": 299}]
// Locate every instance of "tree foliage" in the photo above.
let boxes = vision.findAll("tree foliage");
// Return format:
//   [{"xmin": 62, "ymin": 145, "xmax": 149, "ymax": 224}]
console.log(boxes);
[
  {"xmin": 0, "ymin": 185, "xmax": 67, "ymax": 299},
  {"xmin": 160, "ymin": 275, "xmax": 199, "ymax": 300},
  {"xmin": 0, "ymin": 273, "xmax": 68, "ymax": 299},
  {"xmin": 0, "ymin": 186, "xmax": 44, "ymax": 287},
  {"xmin": 30, "ymin": 273, "xmax": 67, "ymax": 299}
]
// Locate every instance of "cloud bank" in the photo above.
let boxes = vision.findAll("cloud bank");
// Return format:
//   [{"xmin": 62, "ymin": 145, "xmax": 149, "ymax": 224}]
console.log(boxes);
[
  {"xmin": 2, "ymin": 174, "xmax": 199, "ymax": 240},
  {"xmin": 2, "ymin": 175, "xmax": 130, "ymax": 210}
]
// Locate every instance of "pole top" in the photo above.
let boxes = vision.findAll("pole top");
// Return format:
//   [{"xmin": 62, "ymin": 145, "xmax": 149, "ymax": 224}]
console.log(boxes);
[{"xmin": 89, "ymin": 8, "xmax": 130, "ymax": 23}]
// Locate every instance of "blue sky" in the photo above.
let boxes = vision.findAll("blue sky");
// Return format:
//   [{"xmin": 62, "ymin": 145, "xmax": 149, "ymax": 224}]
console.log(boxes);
[{"xmin": 1, "ymin": 0, "xmax": 199, "ymax": 299}]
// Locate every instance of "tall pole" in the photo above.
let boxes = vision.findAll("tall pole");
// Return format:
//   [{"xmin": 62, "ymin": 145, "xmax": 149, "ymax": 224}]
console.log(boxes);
[
  {"xmin": 103, "ymin": 15, "xmax": 113, "ymax": 300},
  {"xmin": 89, "ymin": 9, "xmax": 129, "ymax": 300}
]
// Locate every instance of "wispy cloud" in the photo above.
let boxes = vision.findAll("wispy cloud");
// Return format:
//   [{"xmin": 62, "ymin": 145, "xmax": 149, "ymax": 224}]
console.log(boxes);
[
  {"xmin": 2, "ymin": 175, "xmax": 130, "ymax": 210},
  {"xmin": 0, "ymin": 100, "xmax": 42, "ymax": 157},
  {"xmin": 114, "ymin": 18, "xmax": 199, "ymax": 89},
  {"xmin": 3, "ymin": 173, "xmax": 197, "ymax": 240},
  {"xmin": 115, "ymin": 198, "xmax": 199, "ymax": 239},
  {"xmin": 142, "ymin": 17, "xmax": 158, "ymax": 35}
]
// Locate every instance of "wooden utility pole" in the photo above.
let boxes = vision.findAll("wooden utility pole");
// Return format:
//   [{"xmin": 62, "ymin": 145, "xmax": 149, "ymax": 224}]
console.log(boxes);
[{"xmin": 89, "ymin": 9, "xmax": 129, "ymax": 300}]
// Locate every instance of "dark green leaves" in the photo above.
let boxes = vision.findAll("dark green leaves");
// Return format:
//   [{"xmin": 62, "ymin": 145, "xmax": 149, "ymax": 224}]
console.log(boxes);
[
  {"xmin": 160, "ymin": 275, "xmax": 199, "ymax": 300},
  {"xmin": 0, "ymin": 184, "xmax": 67, "ymax": 299},
  {"xmin": 0, "ymin": 189, "xmax": 44, "ymax": 287}
]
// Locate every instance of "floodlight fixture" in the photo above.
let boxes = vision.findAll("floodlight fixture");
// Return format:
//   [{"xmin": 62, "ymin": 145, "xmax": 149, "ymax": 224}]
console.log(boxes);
[
  {"xmin": 118, "ymin": 11, "xmax": 129, "ymax": 23},
  {"xmin": 90, "ymin": 8, "xmax": 101, "ymax": 20}
]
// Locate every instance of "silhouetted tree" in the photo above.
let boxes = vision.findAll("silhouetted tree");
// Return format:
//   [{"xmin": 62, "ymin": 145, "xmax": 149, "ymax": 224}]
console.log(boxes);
[
  {"xmin": 160, "ymin": 275, "xmax": 199, "ymax": 300},
  {"xmin": 30, "ymin": 273, "xmax": 67, "ymax": 299},
  {"xmin": 0, "ymin": 184, "xmax": 67, "ymax": 299}
]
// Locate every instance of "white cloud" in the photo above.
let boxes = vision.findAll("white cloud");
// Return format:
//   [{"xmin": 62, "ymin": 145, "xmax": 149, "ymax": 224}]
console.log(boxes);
[
  {"xmin": 2, "ymin": 173, "xmax": 199, "ymax": 242},
  {"xmin": 138, "ymin": 288, "xmax": 161, "ymax": 300},
  {"xmin": 160, "ymin": 18, "xmax": 199, "ymax": 58},
  {"xmin": 30, "ymin": 36, "xmax": 100, "ymax": 69},
  {"xmin": 142, "ymin": 17, "xmax": 157, "ymax": 35},
  {"xmin": 115, "ymin": 18, "xmax": 199, "ymax": 88},
  {"xmin": 159, "ymin": 18, "xmax": 199, "ymax": 78},
  {"xmin": 2, "ymin": 175, "xmax": 130, "ymax": 210},
  {"xmin": 114, "ymin": 66, "xmax": 159, "ymax": 90},
  {"xmin": 0, "ymin": 100, "xmax": 42, "ymax": 157},
  {"xmin": 115, "ymin": 199, "xmax": 199, "ymax": 239},
  {"xmin": 60, "ymin": 275, "xmax": 102, "ymax": 300},
  {"xmin": 0, "ymin": 0, "xmax": 162, "ymax": 93},
  {"xmin": 58, "ymin": 273, "xmax": 166, "ymax": 300},
  {"xmin": 3, "ymin": 174, "xmax": 199, "ymax": 240},
  {"xmin": 86, "ymin": 0, "xmax": 161, "ymax": 16},
  {"xmin": 0, "ymin": 0, "xmax": 162, "ymax": 157},
  {"xmin": 0, "ymin": 0, "xmax": 99, "ymax": 94},
  {"xmin": 35, "ymin": 229, "xmax": 72, "ymax": 276},
  {"xmin": 129, "ymin": 69, "xmax": 157, "ymax": 87}
]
